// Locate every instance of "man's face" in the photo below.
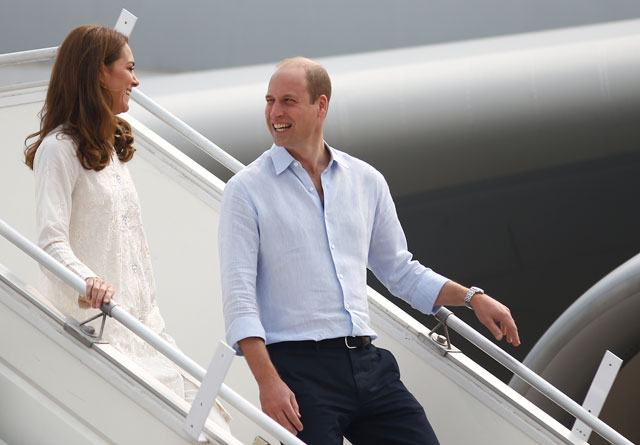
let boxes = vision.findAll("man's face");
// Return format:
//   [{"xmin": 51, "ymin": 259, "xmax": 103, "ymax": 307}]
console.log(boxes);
[{"xmin": 265, "ymin": 66, "xmax": 322, "ymax": 150}]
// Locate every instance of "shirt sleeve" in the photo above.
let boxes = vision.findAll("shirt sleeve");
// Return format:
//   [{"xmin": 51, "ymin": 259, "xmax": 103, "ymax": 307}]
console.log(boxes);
[
  {"xmin": 218, "ymin": 178, "xmax": 266, "ymax": 354},
  {"xmin": 33, "ymin": 135, "xmax": 97, "ymax": 281},
  {"xmin": 367, "ymin": 172, "xmax": 449, "ymax": 315}
]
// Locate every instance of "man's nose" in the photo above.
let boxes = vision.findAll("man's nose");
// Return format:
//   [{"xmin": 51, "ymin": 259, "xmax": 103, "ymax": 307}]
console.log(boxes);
[{"xmin": 269, "ymin": 101, "xmax": 283, "ymax": 117}]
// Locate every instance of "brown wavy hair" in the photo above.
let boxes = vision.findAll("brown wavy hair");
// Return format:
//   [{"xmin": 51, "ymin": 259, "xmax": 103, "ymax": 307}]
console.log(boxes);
[{"xmin": 25, "ymin": 25, "xmax": 135, "ymax": 171}]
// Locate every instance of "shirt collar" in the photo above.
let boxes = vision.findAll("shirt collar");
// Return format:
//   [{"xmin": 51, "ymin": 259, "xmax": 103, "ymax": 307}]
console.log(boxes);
[
  {"xmin": 270, "ymin": 143, "xmax": 347, "ymax": 176},
  {"xmin": 270, "ymin": 144, "xmax": 295, "ymax": 175}
]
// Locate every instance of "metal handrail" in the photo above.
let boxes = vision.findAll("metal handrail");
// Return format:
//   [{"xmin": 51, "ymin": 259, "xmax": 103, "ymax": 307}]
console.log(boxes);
[
  {"xmin": 435, "ymin": 308, "xmax": 633, "ymax": 445},
  {"xmin": 129, "ymin": 89, "xmax": 244, "ymax": 174},
  {"xmin": 0, "ymin": 218, "xmax": 304, "ymax": 445},
  {"xmin": 0, "ymin": 47, "xmax": 245, "ymax": 175},
  {"xmin": 0, "ymin": 47, "xmax": 58, "ymax": 66}
]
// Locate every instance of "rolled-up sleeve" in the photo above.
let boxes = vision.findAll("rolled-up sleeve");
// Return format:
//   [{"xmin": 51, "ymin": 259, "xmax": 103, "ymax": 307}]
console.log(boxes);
[
  {"xmin": 367, "ymin": 172, "xmax": 449, "ymax": 315},
  {"xmin": 218, "ymin": 178, "xmax": 265, "ymax": 354}
]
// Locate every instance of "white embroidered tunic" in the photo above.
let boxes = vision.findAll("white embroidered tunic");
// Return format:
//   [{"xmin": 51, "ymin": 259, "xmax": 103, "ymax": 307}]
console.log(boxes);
[{"xmin": 33, "ymin": 128, "xmax": 186, "ymax": 397}]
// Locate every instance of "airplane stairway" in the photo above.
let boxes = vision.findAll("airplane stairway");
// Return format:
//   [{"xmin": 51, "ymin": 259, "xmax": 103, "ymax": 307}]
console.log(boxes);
[{"xmin": 0, "ymin": 70, "xmax": 634, "ymax": 444}]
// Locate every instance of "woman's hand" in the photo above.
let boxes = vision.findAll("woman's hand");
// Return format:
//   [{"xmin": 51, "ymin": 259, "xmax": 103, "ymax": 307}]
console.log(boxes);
[{"xmin": 83, "ymin": 277, "xmax": 115, "ymax": 309}]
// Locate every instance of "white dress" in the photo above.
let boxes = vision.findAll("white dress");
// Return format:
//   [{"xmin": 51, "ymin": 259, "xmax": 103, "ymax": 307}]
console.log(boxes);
[{"xmin": 33, "ymin": 128, "xmax": 193, "ymax": 400}]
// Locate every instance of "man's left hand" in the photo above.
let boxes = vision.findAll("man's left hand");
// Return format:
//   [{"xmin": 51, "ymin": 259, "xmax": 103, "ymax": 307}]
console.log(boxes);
[{"xmin": 471, "ymin": 293, "xmax": 520, "ymax": 346}]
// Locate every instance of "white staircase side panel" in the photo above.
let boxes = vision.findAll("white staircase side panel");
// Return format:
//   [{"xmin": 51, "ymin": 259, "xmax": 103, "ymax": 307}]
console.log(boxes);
[
  {"xmin": 0, "ymin": 275, "xmax": 227, "ymax": 445},
  {"xmin": 0, "ymin": 99, "xmax": 42, "ymax": 287},
  {"xmin": 0, "ymin": 358, "xmax": 109, "ymax": 445}
]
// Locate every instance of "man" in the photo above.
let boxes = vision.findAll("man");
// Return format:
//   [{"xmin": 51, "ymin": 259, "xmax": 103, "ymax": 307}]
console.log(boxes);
[{"xmin": 219, "ymin": 57, "xmax": 520, "ymax": 444}]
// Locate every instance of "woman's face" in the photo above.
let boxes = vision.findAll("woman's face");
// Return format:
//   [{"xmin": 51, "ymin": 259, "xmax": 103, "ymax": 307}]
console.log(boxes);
[{"xmin": 101, "ymin": 43, "xmax": 139, "ymax": 115}]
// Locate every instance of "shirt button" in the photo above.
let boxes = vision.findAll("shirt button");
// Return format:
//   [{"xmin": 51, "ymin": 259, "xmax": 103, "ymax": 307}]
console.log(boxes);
[
  {"xmin": 339, "ymin": 274, "xmax": 344, "ymax": 280},
  {"xmin": 116, "ymin": 175, "xmax": 121, "ymax": 182},
  {"xmin": 308, "ymin": 186, "xmax": 314, "ymax": 192},
  {"xmin": 346, "ymin": 303, "xmax": 350, "ymax": 309},
  {"xmin": 331, "ymin": 244, "xmax": 335, "ymax": 249},
  {"xmin": 293, "ymin": 162, "xmax": 299, "ymax": 167}
]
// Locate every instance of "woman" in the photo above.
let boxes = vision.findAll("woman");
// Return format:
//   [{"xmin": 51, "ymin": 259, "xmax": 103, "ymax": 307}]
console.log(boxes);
[{"xmin": 24, "ymin": 25, "xmax": 229, "ymax": 427}]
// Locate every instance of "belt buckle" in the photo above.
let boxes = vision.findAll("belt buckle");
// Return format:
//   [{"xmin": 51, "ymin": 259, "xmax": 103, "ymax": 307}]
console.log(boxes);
[{"xmin": 344, "ymin": 336, "xmax": 358, "ymax": 349}]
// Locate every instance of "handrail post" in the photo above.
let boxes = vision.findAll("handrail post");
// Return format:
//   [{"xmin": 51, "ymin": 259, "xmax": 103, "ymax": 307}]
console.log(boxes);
[
  {"xmin": 184, "ymin": 341, "xmax": 235, "ymax": 441},
  {"xmin": 571, "ymin": 351, "xmax": 623, "ymax": 443}
]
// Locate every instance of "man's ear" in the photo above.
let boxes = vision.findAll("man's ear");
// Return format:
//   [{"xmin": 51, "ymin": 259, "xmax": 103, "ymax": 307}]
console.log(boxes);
[{"xmin": 317, "ymin": 94, "xmax": 329, "ymax": 117}]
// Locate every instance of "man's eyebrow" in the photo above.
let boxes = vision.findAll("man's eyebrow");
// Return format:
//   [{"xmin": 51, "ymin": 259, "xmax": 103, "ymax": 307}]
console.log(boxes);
[{"xmin": 265, "ymin": 92, "xmax": 297, "ymax": 99}]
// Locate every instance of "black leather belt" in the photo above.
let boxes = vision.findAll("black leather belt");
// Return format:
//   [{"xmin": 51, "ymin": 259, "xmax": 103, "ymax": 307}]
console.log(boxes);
[
  {"xmin": 321, "ymin": 336, "xmax": 372, "ymax": 349},
  {"xmin": 269, "ymin": 336, "xmax": 372, "ymax": 350}
]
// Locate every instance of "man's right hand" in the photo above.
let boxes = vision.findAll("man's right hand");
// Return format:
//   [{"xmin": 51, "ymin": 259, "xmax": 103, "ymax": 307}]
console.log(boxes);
[
  {"xmin": 238, "ymin": 337, "xmax": 303, "ymax": 435},
  {"xmin": 258, "ymin": 375, "xmax": 303, "ymax": 435}
]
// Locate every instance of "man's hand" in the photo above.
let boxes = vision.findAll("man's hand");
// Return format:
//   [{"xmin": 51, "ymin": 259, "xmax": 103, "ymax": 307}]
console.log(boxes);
[
  {"xmin": 258, "ymin": 374, "xmax": 303, "ymax": 435},
  {"xmin": 238, "ymin": 337, "xmax": 303, "ymax": 435},
  {"xmin": 434, "ymin": 281, "xmax": 520, "ymax": 346},
  {"xmin": 471, "ymin": 293, "xmax": 520, "ymax": 346}
]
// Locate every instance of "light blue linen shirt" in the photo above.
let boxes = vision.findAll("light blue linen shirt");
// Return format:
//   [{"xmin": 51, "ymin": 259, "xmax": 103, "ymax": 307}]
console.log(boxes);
[{"xmin": 219, "ymin": 144, "xmax": 449, "ymax": 353}]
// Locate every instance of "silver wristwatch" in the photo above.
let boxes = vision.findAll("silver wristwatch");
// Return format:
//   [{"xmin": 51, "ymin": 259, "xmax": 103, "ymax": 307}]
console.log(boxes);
[{"xmin": 464, "ymin": 286, "xmax": 484, "ymax": 310}]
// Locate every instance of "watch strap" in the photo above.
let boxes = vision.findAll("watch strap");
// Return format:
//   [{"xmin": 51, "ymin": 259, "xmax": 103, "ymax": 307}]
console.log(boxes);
[{"xmin": 464, "ymin": 286, "xmax": 484, "ymax": 310}]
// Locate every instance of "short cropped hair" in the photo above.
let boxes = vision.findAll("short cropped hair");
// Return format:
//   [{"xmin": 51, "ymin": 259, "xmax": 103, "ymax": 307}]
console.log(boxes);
[{"xmin": 278, "ymin": 57, "xmax": 331, "ymax": 104}]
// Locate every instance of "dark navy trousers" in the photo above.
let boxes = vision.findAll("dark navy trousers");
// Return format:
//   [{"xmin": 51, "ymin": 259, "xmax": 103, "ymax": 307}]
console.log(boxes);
[{"xmin": 267, "ymin": 340, "xmax": 439, "ymax": 445}]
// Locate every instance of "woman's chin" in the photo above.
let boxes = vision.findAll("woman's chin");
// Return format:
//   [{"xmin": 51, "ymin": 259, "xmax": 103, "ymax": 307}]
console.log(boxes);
[{"xmin": 112, "ymin": 105, "xmax": 129, "ymax": 115}]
